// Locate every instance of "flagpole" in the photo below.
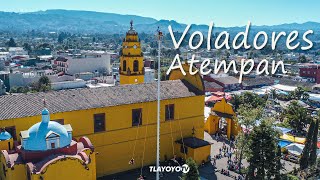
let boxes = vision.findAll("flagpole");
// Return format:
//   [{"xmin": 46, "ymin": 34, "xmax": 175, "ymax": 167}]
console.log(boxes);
[{"xmin": 156, "ymin": 27, "xmax": 162, "ymax": 180}]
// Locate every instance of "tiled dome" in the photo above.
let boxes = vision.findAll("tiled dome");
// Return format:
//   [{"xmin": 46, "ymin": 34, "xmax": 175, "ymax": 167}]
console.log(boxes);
[{"xmin": 23, "ymin": 108, "xmax": 71, "ymax": 151}]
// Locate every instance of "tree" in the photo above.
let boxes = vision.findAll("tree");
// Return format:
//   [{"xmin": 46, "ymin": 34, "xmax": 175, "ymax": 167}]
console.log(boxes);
[
  {"xmin": 284, "ymin": 101, "xmax": 311, "ymax": 132},
  {"xmin": 290, "ymin": 86, "xmax": 309, "ymax": 100},
  {"xmin": 230, "ymin": 92, "xmax": 266, "ymax": 112},
  {"xmin": 247, "ymin": 120, "xmax": 279, "ymax": 180},
  {"xmin": 6, "ymin": 38, "xmax": 17, "ymax": 47},
  {"xmin": 236, "ymin": 107, "xmax": 262, "ymax": 173},
  {"xmin": 181, "ymin": 158, "xmax": 200, "ymax": 180},
  {"xmin": 299, "ymin": 55, "xmax": 307, "ymax": 63},
  {"xmin": 275, "ymin": 145, "xmax": 282, "ymax": 180},
  {"xmin": 309, "ymin": 119, "xmax": 319, "ymax": 166},
  {"xmin": 300, "ymin": 119, "xmax": 316, "ymax": 170},
  {"xmin": 32, "ymin": 76, "xmax": 51, "ymax": 92},
  {"xmin": 23, "ymin": 43, "xmax": 32, "ymax": 52}
]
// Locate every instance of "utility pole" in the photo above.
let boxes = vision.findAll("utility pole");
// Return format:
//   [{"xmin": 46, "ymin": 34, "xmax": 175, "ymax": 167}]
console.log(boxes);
[{"xmin": 156, "ymin": 26, "xmax": 163, "ymax": 180}]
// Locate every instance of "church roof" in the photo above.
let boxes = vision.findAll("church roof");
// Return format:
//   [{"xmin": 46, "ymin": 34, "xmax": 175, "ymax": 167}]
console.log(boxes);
[{"xmin": 0, "ymin": 80, "xmax": 203, "ymax": 120}]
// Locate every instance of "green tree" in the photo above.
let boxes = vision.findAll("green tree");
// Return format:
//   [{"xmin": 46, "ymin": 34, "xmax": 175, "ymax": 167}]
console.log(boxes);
[
  {"xmin": 299, "ymin": 55, "xmax": 307, "ymax": 63},
  {"xmin": 247, "ymin": 120, "xmax": 279, "ymax": 180},
  {"xmin": 309, "ymin": 119, "xmax": 319, "ymax": 166},
  {"xmin": 6, "ymin": 38, "xmax": 17, "ymax": 47},
  {"xmin": 23, "ymin": 43, "xmax": 32, "ymax": 52},
  {"xmin": 236, "ymin": 106, "xmax": 263, "ymax": 173},
  {"xmin": 283, "ymin": 101, "xmax": 311, "ymax": 132},
  {"xmin": 181, "ymin": 158, "xmax": 200, "ymax": 180},
  {"xmin": 230, "ymin": 92, "xmax": 266, "ymax": 112},
  {"xmin": 32, "ymin": 76, "xmax": 51, "ymax": 92},
  {"xmin": 275, "ymin": 145, "xmax": 282, "ymax": 180},
  {"xmin": 290, "ymin": 86, "xmax": 309, "ymax": 100},
  {"xmin": 300, "ymin": 119, "xmax": 316, "ymax": 170}
]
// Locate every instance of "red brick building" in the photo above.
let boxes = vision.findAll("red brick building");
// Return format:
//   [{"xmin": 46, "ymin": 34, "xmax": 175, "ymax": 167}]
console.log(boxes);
[{"xmin": 299, "ymin": 64, "xmax": 320, "ymax": 83}]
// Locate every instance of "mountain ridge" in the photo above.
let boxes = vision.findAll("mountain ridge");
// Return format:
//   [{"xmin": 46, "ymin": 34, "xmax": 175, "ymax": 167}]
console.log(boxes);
[{"xmin": 0, "ymin": 9, "xmax": 319, "ymax": 34}]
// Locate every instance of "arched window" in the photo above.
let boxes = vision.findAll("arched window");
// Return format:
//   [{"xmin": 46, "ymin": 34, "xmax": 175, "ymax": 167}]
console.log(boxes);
[
  {"xmin": 123, "ymin": 60, "xmax": 127, "ymax": 72},
  {"xmin": 133, "ymin": 60, "xmax": 139, "ymax": 72}
]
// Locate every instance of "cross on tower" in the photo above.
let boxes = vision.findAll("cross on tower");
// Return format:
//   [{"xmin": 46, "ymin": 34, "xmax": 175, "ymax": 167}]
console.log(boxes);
[{"xmin": 130, "ymin": 20, "xmax": 133, "ymax": 29}]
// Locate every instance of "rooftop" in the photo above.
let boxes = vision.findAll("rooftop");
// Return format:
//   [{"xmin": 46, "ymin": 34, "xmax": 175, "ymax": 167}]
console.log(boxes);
[
  {"xmin": 242, "ymin": 76, "xmax": 274, "ymax": 87},
  {"xmin": 176, "ymin": 137, "xmax": 210, "ymax": 149},
  {"xmin": 212, "ymin": 76, "xmax": 240, "ymax": 85},
  {"xmin": 0, "ymin": 80, "xmax": 203, "ymax": 120}
]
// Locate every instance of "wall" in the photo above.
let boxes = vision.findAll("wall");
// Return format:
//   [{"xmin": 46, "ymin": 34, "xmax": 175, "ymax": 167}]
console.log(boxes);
[
  {"xmin": 0, "ymin": 138, "xmax": 13, "ymax": 151},
  {"xmin": 51, "ymin": 79, "xmax": 86, "ymax": 90},
  {"xmin": 67, "ymin": 54, "xmax": 111, "ymax": 75}
]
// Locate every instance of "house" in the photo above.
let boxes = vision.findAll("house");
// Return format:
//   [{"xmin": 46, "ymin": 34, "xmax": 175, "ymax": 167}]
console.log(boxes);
[
  {"xmin": 0, "ymin": 79, "xmax": 5, "ymax": 95},
  {"xmin": 205, "ymin": 76, "xmax": 241, "ymax": 91},
  {"xmin": 204, "ymin": 81, "xmax": 224, "ymax": 92},
  {"xmin": 299, "ymin": 64, "xmax": 320, "ymax": 83},
  {"xmin": 242, "ymin": 76, "xmax": 274, "ymax": 90},
  {"xmin": 55, "ymin": 52, "xmax": 111, "ymax": 75}
]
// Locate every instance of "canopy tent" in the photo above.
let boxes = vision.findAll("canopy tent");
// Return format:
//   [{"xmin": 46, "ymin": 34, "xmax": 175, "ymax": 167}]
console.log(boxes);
[
  {"xmin": 272, "ymin": 84, "xmax": 297, "ymax": 92},
  {"xmin": 309, "ymin": 93, "xmax": 320, "ymax": 102},
  {"xmin": 280, "ymin": 134, "xmax": 306, "ymax": 144},
  {"xmin": 278, "ymin": 140, "xmax": 292, "ymax": 148},
  {"xmin": 275, "ymin": 127, "xmax": 292, "ymax": 134},
  {"xmin": 284, "ymin": 143, "xmax": 305, "ymax": 156}
]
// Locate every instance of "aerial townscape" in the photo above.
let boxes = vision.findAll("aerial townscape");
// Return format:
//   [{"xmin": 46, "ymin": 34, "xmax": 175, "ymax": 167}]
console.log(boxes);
[{"xmin": 0, "ymin": 8, "xmax": 320, "ymax": 180}]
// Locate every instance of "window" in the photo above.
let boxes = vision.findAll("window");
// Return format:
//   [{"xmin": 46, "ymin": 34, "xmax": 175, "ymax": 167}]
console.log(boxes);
[
  {"xmin": 123, "ymin": 60, "xmax": 127, "ymax": 72},
  {"xmin": 180, "ymin": 145, "xmax": 188, "ymax": 154},
  {"xmin": 132, "ymin": 108, "xmax": 142, "ymax": 126},
  {"xmin": 52, "ymin": 119, "xmax": 64, "ymax": 125},
  {"xmin": 5, "ymin": 126, "xmax": 16, "ymax": 140},
  {"xmin": 2, "ymin": 164, "xmax": 6, "ymax": 177},
  {"xmin": 94, "ymin": 113, "xmax": 105, "ymax": 133},
  {"xmin": 165, "ymin": 104, "xmax": 175, "ymax": 120},
  {"xmin": 133, "ymin": 60, "xmax": 139, "ymax": 72},
  {"xmin": 51, "ymin": 143, "xmax": 55, "ymax": 149}
]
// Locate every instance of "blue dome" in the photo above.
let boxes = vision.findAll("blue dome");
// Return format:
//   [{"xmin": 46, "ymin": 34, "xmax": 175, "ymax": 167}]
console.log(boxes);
[
  {"xmin": 24, "ymin": 121, "xmax": 71, "ymax": 151},
  {"xmin": 0, "ymin": 131, "xmax": 12, "ymax": 141}
]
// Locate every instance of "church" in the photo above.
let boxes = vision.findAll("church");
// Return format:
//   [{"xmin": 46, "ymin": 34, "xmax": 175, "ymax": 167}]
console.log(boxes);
[{"xmin": 0, "ymin": 21, "xmax": 210, "ymax": 179}]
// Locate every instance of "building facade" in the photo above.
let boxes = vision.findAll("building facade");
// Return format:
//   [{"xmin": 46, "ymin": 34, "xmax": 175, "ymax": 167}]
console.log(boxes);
[
  {"xmin": 0, "ymin": 77, "xmax": 208, "ymax": 177},
  {"xmin": 119, "ymin": 21, "xmax": 145, "ymax": 85},
  {"xmin": 55, "ymin": 53, "xmax": 111, "ymax": 75},
  {"xmin": 299, "ymin": 64, "xmax": 320, "ymax": 83}
]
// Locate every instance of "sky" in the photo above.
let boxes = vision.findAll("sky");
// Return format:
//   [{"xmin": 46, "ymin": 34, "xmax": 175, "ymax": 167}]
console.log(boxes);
[{"xmin": 0, "ymin": 0, "xmax": 319, "ymax": 27}]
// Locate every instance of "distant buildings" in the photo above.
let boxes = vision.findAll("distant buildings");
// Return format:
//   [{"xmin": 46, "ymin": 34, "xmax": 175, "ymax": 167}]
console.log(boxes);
[
  {"xmin": 144, "ymin": 67, "xmax": 155, "ymax": 83},
  {"xmin": 55, "ymin": 52, "xmax": 111, "ymax": 75},
  {"xmin": 0, "ymin": 79, "xmax": 5, "ymax": 95},
  {"xmin": 8, "ymin": 47, "xmax": 28, "ymax": 57},
  {"xmin": 205, "ymin": 75, "xmax": 241, "ymax": 91},
  {"xmin": 299, "ymin": 64, "xmax": 320, "ymax": 83},
  {"xmin": 203, "ymin": 81, "xmax": 224, "ymax": 92}
]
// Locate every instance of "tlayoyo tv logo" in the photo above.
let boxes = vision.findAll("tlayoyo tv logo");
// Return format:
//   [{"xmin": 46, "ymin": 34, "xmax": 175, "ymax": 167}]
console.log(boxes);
[{"xmin": 149, "ymin": 164, "xmax": 190, "ymax": 173}]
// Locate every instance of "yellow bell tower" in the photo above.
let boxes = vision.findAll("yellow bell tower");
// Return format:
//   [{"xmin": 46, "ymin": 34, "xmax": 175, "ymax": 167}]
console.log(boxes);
[{"xmin": 119, "ymin": 20, "xmax": 145, "ymax": 85}]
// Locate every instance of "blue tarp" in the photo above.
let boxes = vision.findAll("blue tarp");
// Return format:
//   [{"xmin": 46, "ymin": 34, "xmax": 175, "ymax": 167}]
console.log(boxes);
[{"xmin": 278, "ymin": 140, "xmax": 292, "ymax": 148}]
